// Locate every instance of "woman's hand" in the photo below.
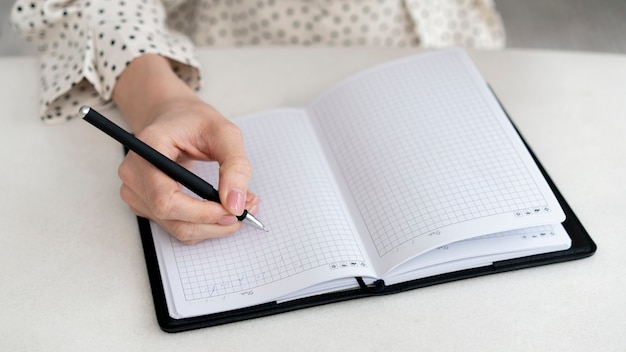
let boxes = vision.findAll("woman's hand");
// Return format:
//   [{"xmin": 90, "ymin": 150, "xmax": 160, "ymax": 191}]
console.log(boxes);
[{"xmin": 113, "ymin": 54, "xmax": 258, "ymax": 244}]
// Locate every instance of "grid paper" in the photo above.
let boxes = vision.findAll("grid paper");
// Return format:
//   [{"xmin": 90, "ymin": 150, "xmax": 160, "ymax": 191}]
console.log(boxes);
[
  {"xmin": 311, "ymin": 51, "xmax": 549, "ymax": 257},
  {"xmin": 168, "ymin": 110, "xmax": 366, "ymax": 301}
]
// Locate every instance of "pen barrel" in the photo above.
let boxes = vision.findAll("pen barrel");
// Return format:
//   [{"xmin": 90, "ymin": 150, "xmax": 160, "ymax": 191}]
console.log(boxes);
[{"xmin": 81, "ymin": 107, "xmax": 221, "ymax": 203}]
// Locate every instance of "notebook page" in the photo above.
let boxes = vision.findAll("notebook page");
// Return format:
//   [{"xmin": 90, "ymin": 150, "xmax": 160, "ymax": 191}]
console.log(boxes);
[
  {"xmin": 309, "ymin": 49, "xmax": 565, "ymax": 275},
  {"xmin": 151, "ymin": 109, "xmax": 373, "ymax": 318}
]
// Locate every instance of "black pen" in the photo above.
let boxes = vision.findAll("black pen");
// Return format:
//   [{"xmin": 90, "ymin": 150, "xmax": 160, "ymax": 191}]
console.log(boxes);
[{"xmin": 79, "ymin": 106, "xmax": 267, "ymax": 232}]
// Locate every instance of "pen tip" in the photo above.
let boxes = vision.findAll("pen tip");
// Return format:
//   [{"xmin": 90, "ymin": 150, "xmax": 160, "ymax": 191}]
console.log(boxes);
[{"xmin": 242, "ymin": 212, "xmax": 268, "ymax": 232}]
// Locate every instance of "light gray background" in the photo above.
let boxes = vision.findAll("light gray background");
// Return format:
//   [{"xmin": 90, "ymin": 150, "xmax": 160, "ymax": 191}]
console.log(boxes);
[{"xmin": 2, "ymin": 0, "xmax": 626, "ymax": 56}]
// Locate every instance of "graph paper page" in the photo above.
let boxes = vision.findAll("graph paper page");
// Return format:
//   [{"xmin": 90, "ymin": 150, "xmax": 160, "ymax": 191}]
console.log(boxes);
[
  {"xmin": 152, "ymin": 109, "xmax": 373, "ymax": 318},
  {"xmin": 309, "ymin": 49, "xmax": 566, "ymax": 274}
]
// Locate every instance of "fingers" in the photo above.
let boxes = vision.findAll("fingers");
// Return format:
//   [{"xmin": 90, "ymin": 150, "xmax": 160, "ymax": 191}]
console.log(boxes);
[
  {"xmin": 245, "ymin": 192, "xmax": 260, "ymax": 215},
  {"xmin": 119, "ymin": 160, "xmax": 261, "ymax": 244},
  {"xmin": 121, "ymin": 183, "xmax": 244, "ymax": 244}
]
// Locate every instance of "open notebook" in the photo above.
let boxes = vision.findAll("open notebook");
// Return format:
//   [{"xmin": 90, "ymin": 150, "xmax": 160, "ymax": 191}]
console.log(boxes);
[{"xmin": 137, "ymin": 49, "xmax": 595, "ymax": 332}]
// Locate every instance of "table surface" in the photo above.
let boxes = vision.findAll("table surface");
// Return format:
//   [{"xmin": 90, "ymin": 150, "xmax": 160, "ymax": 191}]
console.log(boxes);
[{"xmin": 1, "ymin": 47, "xmax": 625, "ymax": 351}]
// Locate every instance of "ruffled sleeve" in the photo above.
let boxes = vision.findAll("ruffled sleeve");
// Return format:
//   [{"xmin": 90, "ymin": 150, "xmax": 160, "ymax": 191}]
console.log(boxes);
[{"xmin": 11, "ymin": 0, "xmax": 200, "ymax": 124}]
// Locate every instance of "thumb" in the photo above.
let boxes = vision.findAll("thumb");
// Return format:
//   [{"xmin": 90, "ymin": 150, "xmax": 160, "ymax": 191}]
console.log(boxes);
[
  {"xmin": 219, "ymin": 156, "xmax": 251, "ymax": 215},
  {"xmin": 202, "ymin": 117, "xmax": 252, "ymax": 216},
  {"xmin": 218, "ymin": 154, "xmax": 252, "ymax": 216}
]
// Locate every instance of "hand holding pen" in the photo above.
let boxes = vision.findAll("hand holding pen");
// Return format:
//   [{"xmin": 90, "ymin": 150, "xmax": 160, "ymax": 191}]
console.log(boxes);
[{"xmin": 81, "ymin": 104, "xmax": 266, "ymax": 244}]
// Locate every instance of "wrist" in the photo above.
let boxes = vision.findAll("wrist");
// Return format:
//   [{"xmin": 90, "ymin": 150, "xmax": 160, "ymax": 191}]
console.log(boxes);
[{"xmin": 112, "ymin": 54, "xmax": 200, "ymax": 132}]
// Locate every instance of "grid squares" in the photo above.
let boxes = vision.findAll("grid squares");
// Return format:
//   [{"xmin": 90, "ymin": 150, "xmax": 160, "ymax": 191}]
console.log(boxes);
[
  {"xmin": 160, "ymin": 50, "xmax": 559, "ymax": 302},
  {"xmin": 311, "ymin": 52, "xmax": 549, "ymax": 257}
]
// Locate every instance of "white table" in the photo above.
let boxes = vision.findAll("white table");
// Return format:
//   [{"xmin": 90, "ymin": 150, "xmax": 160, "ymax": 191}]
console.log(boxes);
[{"xmin": 1, "ymin": 48, "xmax": 624, "ymax": 351}]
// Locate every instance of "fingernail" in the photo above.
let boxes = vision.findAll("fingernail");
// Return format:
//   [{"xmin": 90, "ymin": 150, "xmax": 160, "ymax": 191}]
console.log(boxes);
[
  {"xmin": 218, "ymin": 215, "xmax": 238, "ymax": 226},
  {"xmin": 227, "ymin": 189, "xmax": 245, "ymax": 215}
]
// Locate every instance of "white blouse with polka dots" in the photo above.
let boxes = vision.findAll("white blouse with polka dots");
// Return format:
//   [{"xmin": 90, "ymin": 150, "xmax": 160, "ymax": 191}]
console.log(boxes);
[{"xmin": 11, "ymin": 0, "xmax": 505, "ymax": 124}]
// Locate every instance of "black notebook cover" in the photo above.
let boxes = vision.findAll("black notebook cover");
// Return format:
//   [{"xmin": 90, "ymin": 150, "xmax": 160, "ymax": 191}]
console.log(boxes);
[{"xmin": 134, "ymin": 103, "xmax": 596, "ymax": 333}]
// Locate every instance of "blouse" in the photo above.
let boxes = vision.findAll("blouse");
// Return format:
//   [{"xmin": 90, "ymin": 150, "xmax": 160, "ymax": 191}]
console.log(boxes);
[{"xmin": 10, "ymin": 0, "xmax": 505, "ymax": 124}]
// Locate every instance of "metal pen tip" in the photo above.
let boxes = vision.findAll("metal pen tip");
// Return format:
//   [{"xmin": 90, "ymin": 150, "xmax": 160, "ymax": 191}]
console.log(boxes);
[{"xmin": 243, "ymin": 212, "xmax": 268, "ymax": 232}]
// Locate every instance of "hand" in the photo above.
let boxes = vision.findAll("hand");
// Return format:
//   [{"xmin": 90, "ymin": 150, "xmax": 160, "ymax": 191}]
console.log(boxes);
[
  {"xmin": 118, "ymin": 100, "xmax": 260, "ymax": 244},
  {"xmin": 113, "ymin": 54, "xmax": 259, "ymax": 244}
]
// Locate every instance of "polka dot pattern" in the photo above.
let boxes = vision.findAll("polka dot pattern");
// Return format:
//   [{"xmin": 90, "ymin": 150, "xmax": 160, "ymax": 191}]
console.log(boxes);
[
  {"xmin": 169, "ymin": 1, "xmax": 420, "ymax": 48},
  {"xmin": 407, "ymin": 0, "xmax": 505, "ymax": 48},
  {"xmin": 11, "ymin": 0, "xmax": 199, "ymax": 124},
  {"xmin": 10, "ymin": 0, "xmax": 505, "ymax": 124}
]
